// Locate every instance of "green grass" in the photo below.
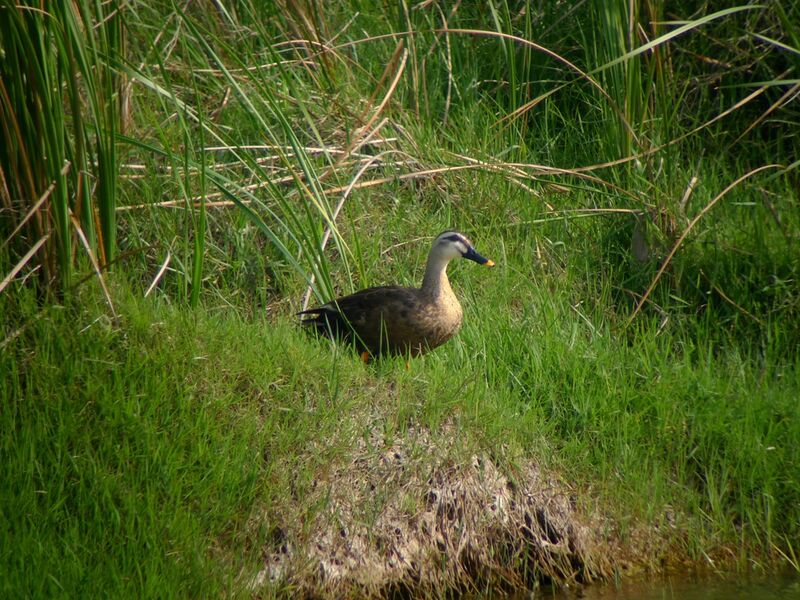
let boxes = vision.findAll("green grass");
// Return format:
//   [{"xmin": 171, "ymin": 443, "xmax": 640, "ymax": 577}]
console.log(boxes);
[
  {"xmin": 2, "ymin": 251, "xmax": 799, "ymax": 595},
  {"xmin": 1, "ymin": 288, "xmax": 363, "ymax": 596},
  {"xmin": 2, "ymin": 0, "xmax": 800, "ymax": 596}
]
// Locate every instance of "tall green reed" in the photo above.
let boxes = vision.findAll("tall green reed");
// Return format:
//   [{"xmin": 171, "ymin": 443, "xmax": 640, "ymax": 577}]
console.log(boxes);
[
  {"xmin": 116, "ymin": 1, "xmax": 359, "ymax": 305},
  {"xmin": 0, "ymin": 1, "xmax": 122, "ymax": 293}
]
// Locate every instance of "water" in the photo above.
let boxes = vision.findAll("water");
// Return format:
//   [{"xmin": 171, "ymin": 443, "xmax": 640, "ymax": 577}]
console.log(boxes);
[{"xmin": 547, "ymin": 572, "xmax": 800, "ymax": 600}]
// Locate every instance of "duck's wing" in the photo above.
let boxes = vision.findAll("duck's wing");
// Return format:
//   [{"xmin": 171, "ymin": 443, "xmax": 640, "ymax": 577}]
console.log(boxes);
[{"xmin": 298, "ymin": 286, "xmax": 416, "ymax": 346}]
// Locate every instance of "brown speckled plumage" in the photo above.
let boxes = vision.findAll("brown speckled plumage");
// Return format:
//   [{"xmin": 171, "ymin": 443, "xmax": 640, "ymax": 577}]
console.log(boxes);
[{"xmin": 298, "ymin": 231, "xmax": 494, "ymax": 357}]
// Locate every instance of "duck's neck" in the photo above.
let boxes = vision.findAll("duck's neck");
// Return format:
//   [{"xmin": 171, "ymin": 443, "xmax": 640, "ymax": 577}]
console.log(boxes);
[{"xmin": 421, "ymin": 254, "xmax": 454, "ymax": 300}]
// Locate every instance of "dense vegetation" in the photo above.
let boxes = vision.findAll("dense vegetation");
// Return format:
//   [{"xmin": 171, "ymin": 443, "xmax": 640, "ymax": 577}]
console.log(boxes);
[{"xmin": 2, "ymin": 0, "xmax": 799, "ymax": 596}]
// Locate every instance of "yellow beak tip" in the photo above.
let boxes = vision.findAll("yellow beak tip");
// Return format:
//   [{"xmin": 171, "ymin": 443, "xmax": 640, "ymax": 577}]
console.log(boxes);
[{"xmin": 485, "ymin": 260, "xmax": 495, "ymax": 267}]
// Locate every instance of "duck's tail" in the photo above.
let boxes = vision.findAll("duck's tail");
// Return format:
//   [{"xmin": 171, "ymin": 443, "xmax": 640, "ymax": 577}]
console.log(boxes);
[{"xmin": 297, "ymin": 306, "xmax": 350, "ymax": 341}]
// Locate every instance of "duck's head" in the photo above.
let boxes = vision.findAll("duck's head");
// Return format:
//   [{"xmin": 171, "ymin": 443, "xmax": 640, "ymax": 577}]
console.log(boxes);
[{"xmin": 431, "ymin": 231, "xmax": 495, "ymax": 267}]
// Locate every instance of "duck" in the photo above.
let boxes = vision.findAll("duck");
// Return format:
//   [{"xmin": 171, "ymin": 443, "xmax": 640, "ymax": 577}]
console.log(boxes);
[{"xmin": 298, "ymin": 231, "xmax": 495, "ymax": 359}]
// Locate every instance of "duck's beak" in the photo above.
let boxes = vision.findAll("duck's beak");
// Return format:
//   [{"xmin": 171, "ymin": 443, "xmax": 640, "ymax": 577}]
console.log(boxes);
[{"xmin": 464, "ymin": 246, "xmax": 495, "ymax": 267}]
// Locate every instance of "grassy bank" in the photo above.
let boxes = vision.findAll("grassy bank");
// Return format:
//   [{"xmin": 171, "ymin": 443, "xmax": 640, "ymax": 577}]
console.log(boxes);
[
  {"xmin": 2, "ymin": 0, "xmax": 800, "ymax": 596},
  {"xmin": 3, "ymin": 270, "xmax": 799, "ymax": 595}
]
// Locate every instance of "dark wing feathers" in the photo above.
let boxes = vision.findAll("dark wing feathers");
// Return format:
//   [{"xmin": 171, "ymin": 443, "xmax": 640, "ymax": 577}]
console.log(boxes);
[{"xmin": 298, "ymin": 286, "xmax": 421, "ymax": 352}]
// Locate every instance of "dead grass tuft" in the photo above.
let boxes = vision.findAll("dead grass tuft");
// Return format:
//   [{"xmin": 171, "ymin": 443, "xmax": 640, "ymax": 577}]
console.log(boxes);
[{"xmin": 250, "ymin": 419, "xmax": 614, "ymax": 597}]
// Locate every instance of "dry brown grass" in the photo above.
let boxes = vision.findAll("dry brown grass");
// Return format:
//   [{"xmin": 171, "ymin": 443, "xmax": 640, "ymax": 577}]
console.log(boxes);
[{"xmin": 248, "ymin": 415, "xmax": 618, "ymax": 598}]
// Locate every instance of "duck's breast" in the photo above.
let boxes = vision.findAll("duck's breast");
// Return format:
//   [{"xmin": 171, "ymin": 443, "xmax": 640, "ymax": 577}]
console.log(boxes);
[{"xmin": 391, "ymin": 293, "xmax": 463, "ymax": 355}]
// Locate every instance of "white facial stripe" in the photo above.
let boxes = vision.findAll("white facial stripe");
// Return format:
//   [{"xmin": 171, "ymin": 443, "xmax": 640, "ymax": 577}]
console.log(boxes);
[
  {"xmin": 435, "ymin": 232, "xmax": 473, "ymax": 256},
  {"xmin": 439, "ymin": 232, "xmax": 466, "ymax": 243}
]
